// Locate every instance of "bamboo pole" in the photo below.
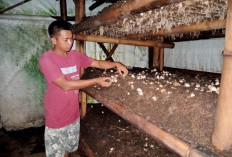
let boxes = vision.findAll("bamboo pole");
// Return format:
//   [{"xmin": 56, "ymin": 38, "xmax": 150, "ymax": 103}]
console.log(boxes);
[
  {"xmin": 0, "ymin": 0, "xmax": 32, "ymax": 14},
  {"xmin": 72, "ymin": 0, "xmax": 185, "ymax": 34},
  {"xmin": 212, "ymin": 0, "xmax": 232, "ymax": 151},
  {"xmin": 83, "ymin": 87, "xmax": 207, "ymax": 157},
  {"xmin": 127, "ymin": 19, "xmax": 226, "ymax": 40},
  {"xmin": 74, "ymin": 34, "xmax": 174, "ymax": 48},
  {"xmin": 73, "ymin": 0, "xmax": 87, "ymax": 118}
]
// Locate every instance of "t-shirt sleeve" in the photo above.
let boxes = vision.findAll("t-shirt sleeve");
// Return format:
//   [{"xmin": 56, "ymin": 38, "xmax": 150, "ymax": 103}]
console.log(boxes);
[
  {"xmin": 39, "ymin": 56, "xmax": 63, "ymax": 84},
  {"xmin": 78, "ymin": 52, "xmax": 94, "ymax": 68}
]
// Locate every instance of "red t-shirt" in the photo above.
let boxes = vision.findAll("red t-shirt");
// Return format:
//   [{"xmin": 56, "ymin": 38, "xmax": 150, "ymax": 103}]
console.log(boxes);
[{"xmin": 39, "ymin": 50, "xmax": 94, "ymax": 128}]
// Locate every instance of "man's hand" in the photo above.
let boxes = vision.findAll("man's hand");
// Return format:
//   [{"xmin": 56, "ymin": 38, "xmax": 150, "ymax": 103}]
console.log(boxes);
[
  {"xmin": 115, "ymin": 62, "xmax": 128, "ymax": 77},
  {"xmin": 97, "ymin": 77, "xmax": 112, "ymax": 87},
  {"xmin": 91, "ymin": 60, "xmax": 128, "ymax": 77}
]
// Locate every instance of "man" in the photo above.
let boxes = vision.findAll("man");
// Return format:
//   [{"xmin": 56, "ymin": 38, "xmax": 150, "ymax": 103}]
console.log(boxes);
[{"xmin": 39, "ymin": 20, "xmax": 128, "ymax": 157}]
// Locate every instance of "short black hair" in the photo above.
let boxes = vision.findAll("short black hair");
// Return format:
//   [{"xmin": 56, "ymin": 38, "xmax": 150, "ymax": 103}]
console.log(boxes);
[{"xmin": 48, "ymin": 20, "xmax": 73, "ymax": 38}]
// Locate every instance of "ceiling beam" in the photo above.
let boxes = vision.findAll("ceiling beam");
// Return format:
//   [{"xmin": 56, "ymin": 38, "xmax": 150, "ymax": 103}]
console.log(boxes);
[{"xmin": 72, "ymin": 0, "xmax": 185, "ymax": 34}]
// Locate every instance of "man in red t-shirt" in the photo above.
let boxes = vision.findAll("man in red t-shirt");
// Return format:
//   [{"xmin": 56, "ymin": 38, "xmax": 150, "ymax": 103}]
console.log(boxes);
[{"xmin": 39, "ymin": 20, "xmax": 128, "ymax": 157}]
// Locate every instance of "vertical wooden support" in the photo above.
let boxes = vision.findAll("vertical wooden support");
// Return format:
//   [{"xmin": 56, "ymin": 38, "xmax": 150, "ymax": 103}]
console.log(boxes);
[
  {"xmin": 74, "ymin": 0, "xmax": 87, "ymax": 118},
  {"xmin": 153, "ymin": 47, "xmax": 160, "ymax": 68},
  {"xmin": 159, "ymin": 37, "xmax": 164, "ymax": 71},
  {"xmin": 148, "ymin": 47, "xmax": 154, "ymax": 69},
  {"xmin": 159, "ymin": 48, "xmax": 164, "ymax": 71},
  {"xmin": 60, "ymin": 0, "xmax": 67, "ymax": 21},
  {"xmin": 212, "ymin": 0, "xmax": 232, "ymax": 151}
]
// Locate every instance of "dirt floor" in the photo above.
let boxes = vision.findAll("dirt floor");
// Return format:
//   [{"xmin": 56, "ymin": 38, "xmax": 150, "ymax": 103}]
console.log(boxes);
[
  {"xmin": 0, "ymin": 103, "xmax": 178, "ymax": 157},
  {"xmin": 82, "ymin": 67, "xmax": 232, "ymax": 157}
]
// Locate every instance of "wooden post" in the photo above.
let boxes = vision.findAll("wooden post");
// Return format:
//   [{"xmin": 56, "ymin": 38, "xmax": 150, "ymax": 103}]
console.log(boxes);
[
  {"xmin": 73, "ymin": 0, "xmax": 87, "ymax": 118},
  {"xmin": 212, "ymin": 0, "xmax": 232, "ymax": 151},
  {"xmin": 148, "ymin": 47, "xmax": 154, "ymax": 69},
  {"xmin": 159, "ymin": 37, "xmax": 164, "ymax": 71},
  {"xmin": 159, "ymin": 48, "xmax": 164, "ymax": 71},
  {"xmin": 153, "ymin": 47, "xmax": 160, "ymax": 68},
  {"xmin": 60, "ymin": 0, "xmax": 67, "ymax": 21}
]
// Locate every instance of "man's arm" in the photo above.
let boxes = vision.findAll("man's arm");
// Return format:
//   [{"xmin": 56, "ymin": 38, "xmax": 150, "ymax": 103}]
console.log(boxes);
[
  {"xmin": 53, "ymin": 76, "xmax": 112, "ymax": 91},
  {"xmin": 91, "ymin": 60, "xmax": 128, "ymax": 76}
]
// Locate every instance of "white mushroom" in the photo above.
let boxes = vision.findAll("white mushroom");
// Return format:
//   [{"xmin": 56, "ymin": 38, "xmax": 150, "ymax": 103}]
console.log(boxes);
[
  {"xmin": 208, "ymin": 85, "xmax": 217, "ymax": 92},
  {"xmin": 131, "ymin": 85, "xmax": 134, "ymax": 90},
  {"xmin": 196, "ymin": 84, "xmax": 200, "ymax": 88},
  {"xmin": 184, "ymin": 83, "xmax": 190, "ymax": 87},
  {"xmin": 137, "ymin": 88, "xmax": 143, "ymax": 96},
  {"xmin": 152, "ymin": 96, "xmax": 157, "ymax": 101},
  {"xmin": 190, "ymin": 93, "xmax": 195, "ymax": 97}
]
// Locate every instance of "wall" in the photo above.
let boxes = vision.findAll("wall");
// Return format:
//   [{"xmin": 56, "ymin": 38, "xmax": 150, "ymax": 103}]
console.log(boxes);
[{"xmin": 165, "ymin": 38, "xmax": 224, "ymax": 73}]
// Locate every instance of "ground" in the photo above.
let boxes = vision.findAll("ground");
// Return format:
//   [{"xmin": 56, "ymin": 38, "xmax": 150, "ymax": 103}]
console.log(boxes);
[{"xmin": 0, "ymin": 104, "xmax": 177, "ymax": 157}]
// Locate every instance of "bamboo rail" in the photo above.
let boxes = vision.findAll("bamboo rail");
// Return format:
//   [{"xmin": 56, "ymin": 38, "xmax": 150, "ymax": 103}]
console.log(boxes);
[
  {"xmin": 127, "ymin": 19, "xmax": 226, "ymax": 40},
  {"xmin": 74, "ymin": 34, "xmax": 174, "ymax": 48},
  {"xmin": 212, "ymin": 0, "xmax": 232, "ymax": 151},
  {"xmin": 72, "ymin": 0, "xmax": 185, "ymax": 34},
  {"xmin": 82, "ymin": 87, "xmax": 208, "ymax": 157}
]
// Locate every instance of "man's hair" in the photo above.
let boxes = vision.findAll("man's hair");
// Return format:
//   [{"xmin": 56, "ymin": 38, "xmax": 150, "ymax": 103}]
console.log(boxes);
[{"xmin": 48, "ymin": 20, "xmax": 73, "ymax": 38}]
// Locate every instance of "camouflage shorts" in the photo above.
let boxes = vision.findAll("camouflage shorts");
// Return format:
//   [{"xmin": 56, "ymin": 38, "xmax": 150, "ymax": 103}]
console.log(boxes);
[{"xmin": 45, "ymin": 118, "xmax": 80, "ymax": 157}]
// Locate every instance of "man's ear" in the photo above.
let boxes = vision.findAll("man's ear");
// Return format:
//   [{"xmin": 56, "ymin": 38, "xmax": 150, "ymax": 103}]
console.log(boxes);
[{"xmin": 51, "ymin": 37, "xmax": 57, "ymax": 45}]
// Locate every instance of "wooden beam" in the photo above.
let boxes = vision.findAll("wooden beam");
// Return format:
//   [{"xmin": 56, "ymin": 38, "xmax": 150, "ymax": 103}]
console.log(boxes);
[
  {"xmin": 0, "ymin": 0, "xmax": 32, "ymax": 14},
  {"xmin": 60, "ymin": 0, "xmax": 67, "ymax": 21},
  {"xmin": 212, "ymin": 0, "xmax": 232, "ymax": 151},
  {"xmin": 106, "ymin": 44, "xmax": 118, "ymax": 61},
  {"xmin": 51, "ymin": 16, "xmax": 75, "ymax": 21},
  {"xmin": 98, "ymin": 43, "xmax": 114, "ymax": 61},
  {"xmin": 127, "ymin": 19, "xmax": 226, "ymax": 40},
  {"xmin": 72, "ymin": 0, "xmax": 185, "ymax": 34},
  {"xmin": 153, "ymin": 47, "xmax": 160, "ymax": 68},
  {"xmin": 74, "ymin": 34, "xmax": 174, "ymax": 48},
  {"xmin": 89, "ymin": 0, "xmax": 106, "ymax": 11},
  {"xmin": 159, "ymin": 48, "xmax": 164, "ymax": 71}
]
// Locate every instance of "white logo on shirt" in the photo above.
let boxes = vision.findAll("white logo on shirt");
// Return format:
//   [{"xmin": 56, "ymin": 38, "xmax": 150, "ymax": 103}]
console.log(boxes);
[{"xmin": 61, "ymin": 66, "xmax": 77, "ymax": 74}]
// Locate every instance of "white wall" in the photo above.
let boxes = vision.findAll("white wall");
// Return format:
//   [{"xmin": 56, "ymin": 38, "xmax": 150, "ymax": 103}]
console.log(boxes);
[{"xmin": 165, "ymin": 38, "xmax": 224, "ymax": 73}]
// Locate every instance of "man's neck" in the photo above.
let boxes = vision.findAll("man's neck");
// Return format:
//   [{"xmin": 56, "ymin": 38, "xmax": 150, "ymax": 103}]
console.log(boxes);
[{"xmin": 52, "ymin": 48, "xmax": 67, "ymax": 56}]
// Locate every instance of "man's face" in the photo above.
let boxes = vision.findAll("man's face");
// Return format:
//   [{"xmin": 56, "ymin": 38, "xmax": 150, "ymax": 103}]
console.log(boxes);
[{"xmin": 51, "ymin": 30, "xmax": 73, "ymax": 52}]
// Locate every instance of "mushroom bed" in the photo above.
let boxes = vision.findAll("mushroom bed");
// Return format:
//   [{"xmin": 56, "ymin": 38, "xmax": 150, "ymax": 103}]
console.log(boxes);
[{"xmin": 82, "ymin": 67, "xmax": 232, "ymax": 157}]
